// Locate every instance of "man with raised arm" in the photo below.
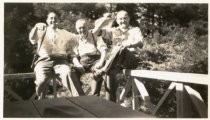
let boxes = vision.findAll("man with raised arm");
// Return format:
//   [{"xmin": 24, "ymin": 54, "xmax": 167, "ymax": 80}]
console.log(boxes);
[
  {"xmin": 92, "ymin": 10, "xmax": 143, "ymax": 102},
  {"xmin": 29, "ymin": 11, "xmax": 84, "ymax": 99}
]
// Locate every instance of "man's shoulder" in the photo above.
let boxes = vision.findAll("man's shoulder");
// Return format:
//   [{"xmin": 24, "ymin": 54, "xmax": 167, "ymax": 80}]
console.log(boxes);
[
  {"xmin": 130, "ymin": 26, "xmax": 140, "ymax": 31},
  {"xmin": 57, "ymin": 28, "xmax": 74, "ymax": 35},
  {"xmin": 128, "ymin": 26, "xmax": 141, "ymax": 34}
]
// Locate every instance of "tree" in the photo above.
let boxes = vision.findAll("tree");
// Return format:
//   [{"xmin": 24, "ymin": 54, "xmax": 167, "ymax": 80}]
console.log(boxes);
[{"xmin": 4, "ymin": 3, "xmax": 36, "ymax": 73}]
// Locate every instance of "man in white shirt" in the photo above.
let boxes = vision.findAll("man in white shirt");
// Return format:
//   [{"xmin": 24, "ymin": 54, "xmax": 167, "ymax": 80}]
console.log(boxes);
[
  {"xmin": 29, "ymin": 12, "xmax": 84, "ymax": 99},
  {"xmin": 93, "ymin": 10, "xmax": 143, "ymax": 101},
  {"xmin": 72, "ymin": 19, "xmax": 107, "ymax": 96}
]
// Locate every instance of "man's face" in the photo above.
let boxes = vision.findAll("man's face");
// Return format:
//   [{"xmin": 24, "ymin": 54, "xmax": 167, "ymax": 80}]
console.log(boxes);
[
  {"xmin": 76, "ymin": 21, "xmax": 88, "ymax": 36},
  {"xmin": 46, "ymin": 12, "xmax": 58, "ymax": 27},
  {"xmin": 116, "ymin": 11, "xmax": 130, "ymax": 29}
]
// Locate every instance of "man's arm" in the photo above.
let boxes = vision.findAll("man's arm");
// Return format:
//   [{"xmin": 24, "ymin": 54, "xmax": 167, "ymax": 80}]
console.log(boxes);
[
  {"xmin": 94, "ymin": 49, "xmax": 107, "ymax": 69},
  {"xmin": 29, "ymin": 23, "xmax": 47, "ymax": 45},
  {"xmin": 72, "ymin": 57, "xmax": 85, "ymax": 74},
  {"xmin": 70, "ymin": 39, "xmax": 85, "ymax": 74},
  {"xmin": 93, "ymin": 36, "xmax": 107, "ymax": 69},
  {"xmin": 122, "ymin": 27, "xmax": 143, "ymax": 48},
  {"xmin": 92, "ymin": 13, "xmax": 113, "ymax": 36},
  {"xmin": 29, "ymin": 26, "xmax": 38, "ymax": 45}
]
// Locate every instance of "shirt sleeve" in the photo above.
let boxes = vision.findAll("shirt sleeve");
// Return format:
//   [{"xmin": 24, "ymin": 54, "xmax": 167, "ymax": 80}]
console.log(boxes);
[
  {"xmin": 133, "ymin": 27, "xmax": 143, "ymax": 43},
  {"xmin": 95, "ymin": 36, "xmax": 107, "ymax": 53},
  {"xmin": 64, "ymin": 30, "xmax": 79, "ymax": 58},
  {"xmin": 29, "ymin": 26, "xmax": 38, "ymax": 45},
  {"xmin": 127, "ymin": 27, "xmax": 143, "ymax": 47},
  {"xmin": 100, "ymin": 28, "xmax": 113, "ymax": 40}
]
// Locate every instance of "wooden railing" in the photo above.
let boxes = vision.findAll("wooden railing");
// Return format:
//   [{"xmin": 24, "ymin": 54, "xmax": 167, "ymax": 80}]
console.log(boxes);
[
  {"xmin": 4, "ymin": 70, "xmax": 208, "ymax": 118},
  {"xmin": 121, "ymin": 69, "xmax": 208, "ymax": 118},
  {"xmin": 4, "ymin": 72, "xmax": 59, "ymax": 101}
]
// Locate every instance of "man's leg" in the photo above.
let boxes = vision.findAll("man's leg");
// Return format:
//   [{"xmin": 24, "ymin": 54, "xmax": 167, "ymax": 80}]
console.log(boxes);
[
  {"xmin": 54, "ymin": 64, "xmax": 84, "ymax": 97},
  {"xmin": 106, "ymin": 68, "xmax": 122, "ymax": 102},
  {"xmin": 34, "ymin": 61, "xmax": 54, "ymax": 99},
  {"xmin": 90, "ymin": 74, "xmax": 103, "ymax": 96}
]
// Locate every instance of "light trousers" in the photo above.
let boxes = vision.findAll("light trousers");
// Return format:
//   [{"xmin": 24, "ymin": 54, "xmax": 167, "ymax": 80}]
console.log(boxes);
[{"xmin": 34, "ymin": 60, "xmax": 84, "ymax": 99}]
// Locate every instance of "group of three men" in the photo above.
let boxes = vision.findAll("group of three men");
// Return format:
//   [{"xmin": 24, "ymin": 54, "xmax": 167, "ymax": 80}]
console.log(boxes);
[{"xmin": 29, "ymin": 10, "xmax": 143, "ymax": 102}]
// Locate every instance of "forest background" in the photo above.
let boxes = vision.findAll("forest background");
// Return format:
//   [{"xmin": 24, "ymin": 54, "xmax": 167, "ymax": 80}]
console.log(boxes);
[{"xmin": 4, "ymin": 3, "xmax": 208, "ymax": 117}]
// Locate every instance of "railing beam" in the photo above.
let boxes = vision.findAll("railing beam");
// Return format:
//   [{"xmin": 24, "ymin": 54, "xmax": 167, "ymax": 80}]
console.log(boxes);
[
  {"xmin": 184, "ymin": 85, "xmax": 207, "ymax": 118},
  {"xmin": 4, "ymin": 86, "xmax": 23, "ymax": 101},
  {"xmin": 176, "ymin": 83, "xmax": 184, "ymax": 118},
  {"xmin": 152, "ymin": 82, "xmax": 176, "ymax": 115},
  {"xmin": 4, "ymin": 72, "xmax": 35, "ymax": 80},
  {"xmin": 118, "ymin": 78, "xmax": 132, "ymax": 102},
  {"xmin": 131, "ymin": 77, "xmax": 139, "ymax": 110},
  {"xmin": 123, "ymin": 70, "xmax": 208, "ymax": 85}
]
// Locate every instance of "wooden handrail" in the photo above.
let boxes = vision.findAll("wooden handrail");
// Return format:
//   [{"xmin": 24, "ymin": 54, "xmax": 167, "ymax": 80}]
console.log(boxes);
[
  {"xmin": 5, "ymin": 70, "xmax": 208, "ymax": 85},
  {"xmin": 123, "ymin": 69, "xmax": 208, "ymax": 85},
  {"xmin": 4, "ymin": 72, "xmax": 35, "ymax": 80},
  {"xmin": 121, "ymin": 69, "xmax": 208, "ymax": 118}
]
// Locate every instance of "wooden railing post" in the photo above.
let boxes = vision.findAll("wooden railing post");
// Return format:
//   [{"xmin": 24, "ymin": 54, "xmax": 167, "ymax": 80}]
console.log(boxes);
[
  {"xmin": 131, "ymin": 77, "xmax": 139, "ymax": 110},
  {"xmin": 184, "ymin": 85, "xmax": 207, "ymax": 117},
  {"xmin": 176, "ymin": 83, "xmax": 184, "ymax": 118},
  {"xmin": 105, "ymin": 74, "xmax": 111, "ymax": 100},
  {"xmin": 118, "ymin": 78, "xmax": 132, "ymax": 102}
]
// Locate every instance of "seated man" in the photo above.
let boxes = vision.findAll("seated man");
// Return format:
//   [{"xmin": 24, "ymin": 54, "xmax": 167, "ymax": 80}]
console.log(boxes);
[
  {"xmin": 29, "ymin": 11, "xmax": 84, "ymax": 99},
  {"xmin": 72, "ymin": 19, "xmax": 107, "ymax": 96},
  {"xmin": 93, "ymin": 10, "xmax": 144, "ymax": 102}
]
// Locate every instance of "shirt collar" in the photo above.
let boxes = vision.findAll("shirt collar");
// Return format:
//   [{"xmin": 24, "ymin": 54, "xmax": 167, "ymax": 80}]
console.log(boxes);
[{"xmin": 117, "ymin": 26, "xmax": 132, "ymax": 33}]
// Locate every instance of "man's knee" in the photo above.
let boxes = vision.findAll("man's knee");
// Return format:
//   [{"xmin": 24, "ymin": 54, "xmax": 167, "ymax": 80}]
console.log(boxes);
[{"xmin": 56, "ymin": 65, "xmax": 71, "ymax": 76}]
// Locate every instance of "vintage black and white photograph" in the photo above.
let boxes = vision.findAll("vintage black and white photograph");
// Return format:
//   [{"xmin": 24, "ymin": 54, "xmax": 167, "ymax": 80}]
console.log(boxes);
[{"xmin": 3, "ymin": 2, "xmax": 208, "ymax": 118}]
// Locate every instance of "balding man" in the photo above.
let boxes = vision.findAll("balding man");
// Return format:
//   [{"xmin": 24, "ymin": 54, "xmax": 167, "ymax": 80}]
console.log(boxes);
[{"xmin": 93, "ymin": 10, "xmax": 144, "ymax": 102}]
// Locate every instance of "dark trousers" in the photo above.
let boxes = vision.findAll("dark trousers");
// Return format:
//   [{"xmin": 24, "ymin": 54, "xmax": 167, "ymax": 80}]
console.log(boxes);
[
  {"xmin": 75, "ymin": 54, "xmax": 104, "ymax": 96},
  {"xmin": 105, "ymin": 48, "xmax": 139, "ymax": 102}
]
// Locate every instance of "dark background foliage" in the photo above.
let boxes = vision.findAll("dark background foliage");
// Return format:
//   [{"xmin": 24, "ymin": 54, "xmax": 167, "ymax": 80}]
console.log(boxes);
[{"xmin": 4, "ymin": 3, "xmax": 208, "ymax": 117}]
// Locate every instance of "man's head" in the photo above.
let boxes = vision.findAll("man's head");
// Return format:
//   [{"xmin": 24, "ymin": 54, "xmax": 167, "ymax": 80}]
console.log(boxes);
[
  {"xmin": 116, "ymin": 10, "xmax": 130, "ymax": 29},
  {"xmin": 75, "ymin": 19, "xmax": 88, "ymax": 37},
  {"xmin": 46, "ymin": 12, "xmax": 58, "ymax": 28}
]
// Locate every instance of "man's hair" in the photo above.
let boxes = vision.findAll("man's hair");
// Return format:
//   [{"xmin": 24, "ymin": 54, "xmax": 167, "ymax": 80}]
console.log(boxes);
[
  {"xmin": 116, "ymin": 10, "xmax": 130, "ymax": 19},
  {"xmin": 75, "ymin": 19, "xmax": 87, "ymax": 27},
  {"xmin": 46, "ymin": 10, "xmax": 60, "ymax": 19}
]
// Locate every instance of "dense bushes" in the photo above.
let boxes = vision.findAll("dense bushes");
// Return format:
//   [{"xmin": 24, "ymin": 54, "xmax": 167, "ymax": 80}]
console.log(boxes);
[{"xmin": 138, "ymin": 21, "xmax": 208, "ymax": 74}]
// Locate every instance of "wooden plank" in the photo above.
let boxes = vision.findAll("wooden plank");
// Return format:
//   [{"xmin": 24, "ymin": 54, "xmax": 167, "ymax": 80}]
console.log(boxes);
[
  {"xmin": 131, "ymin": 77, "xmax": 139, "ymax": 110},
  {"xmin": 134, "ymin": 78, "xmax": 155, "ymax": 112},
  {"xmin": 134, "ymin": 78, "xmax": 150, "ymax": 101},
  {"xmin": 105, "ymin": 74, "xmax": 111, "ymax": 100},
  {"xmin": 182, "ymin": 86, "xmax": 195, "ymax": 117},
  {"xmin": 33, "ymin": 97, "xmax": 95, "ymax": 117},
  {"xmin": 152, "ymin": 82, "xmax": 176, "ymax": 115},
  {"xmin": 176, "ymin": 83, "xmax": 184, "ymax": 118},
  {"xmin": 67, "ymin": 96, "xmax": 154, "ymax": 118},
  {"xmin": 118, "ymin": 78, "xmax": 132, "ymax": 102},
  {"xmin": 184, "ymin": 85, "xmax": 207, "ymax": 118},
  {"xmin": 4, "ymin": 101, "xmax": 40, "ymax": 117},
  {"xmin": 123, "ymin": 70, "xmax": 208, "ymax": 85},
  {"xmin": 4, "ymin": 86, "xmax": 23, "ymax": 101},
  {"xmin": 4, "ymin": 72, "xmax": 35, "ymax": 80}
]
